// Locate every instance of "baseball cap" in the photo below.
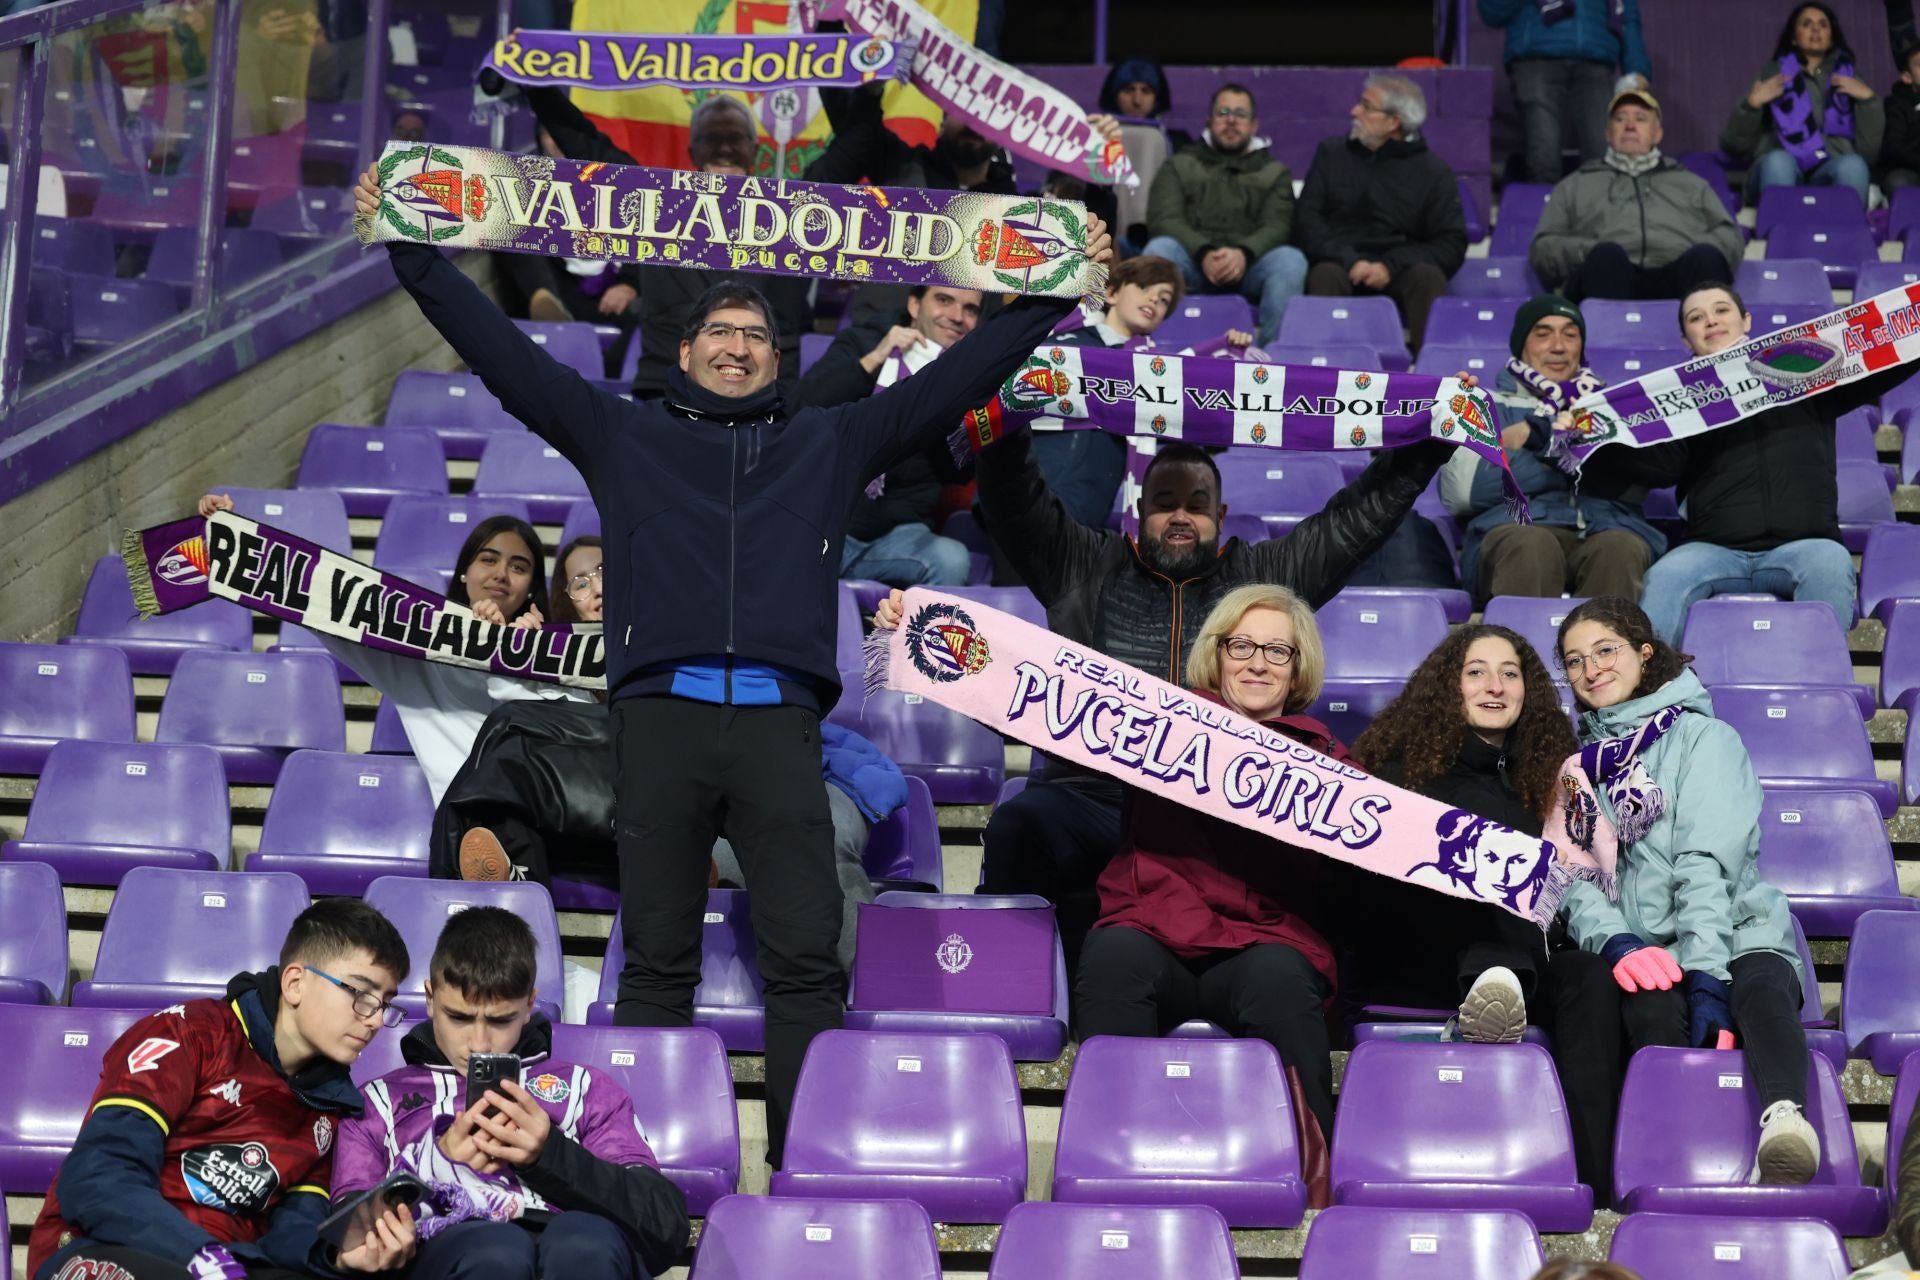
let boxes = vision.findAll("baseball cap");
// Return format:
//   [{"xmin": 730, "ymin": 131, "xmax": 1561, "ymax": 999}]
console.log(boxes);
[{"xmin": 1609, "ymin": 88, "xmax": 1661, "ymax": 117}]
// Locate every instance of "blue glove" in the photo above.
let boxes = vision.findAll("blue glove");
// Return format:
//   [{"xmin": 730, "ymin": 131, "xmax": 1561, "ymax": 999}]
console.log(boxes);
[
  {"xmin": 1684, "ymin": 971, "xmax": 1735, "ymax": 1048},
  {"xmin": 1600, "ymin": 933, "xmax": 1648, "ymax": 966}
]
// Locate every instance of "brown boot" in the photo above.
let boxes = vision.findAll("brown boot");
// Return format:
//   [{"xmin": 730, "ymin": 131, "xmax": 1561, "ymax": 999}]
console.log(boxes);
[{"xmin": 459, "ymin": 827, "xmax": 511, "ymax": 881}]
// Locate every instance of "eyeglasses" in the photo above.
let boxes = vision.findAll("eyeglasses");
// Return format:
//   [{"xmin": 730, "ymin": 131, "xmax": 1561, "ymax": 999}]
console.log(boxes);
[
  {"xmin": 693, "ymin": 321, "xmax": 773, "ymax": 348},
  {"xmin": 1219, "ymin": 636, "xmax": 1297, "ymax": 666},
  {"xmin": 1559, "ymin": 641, "xmax": 1635, "ymax": 678},
  {"xmin": 308, "ymin": 967, "xmax": 405, "ymax": 1027},
  {"xmin": 1356, "ymin": 98, "xmax": 1393, "ymax": 116},
  {"xmin": 565, "ymin": 564, "xmax": 602, "ymax": 599},
  {"xmin": 1211, "ymin": 106, "xmax": 1252, "ymax": 121}
]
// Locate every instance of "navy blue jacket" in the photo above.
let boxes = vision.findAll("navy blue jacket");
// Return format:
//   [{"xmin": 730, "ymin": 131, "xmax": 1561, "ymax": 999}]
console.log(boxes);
[
  {"xmin": 388, "ymin": 244, "xmax": 1071, "ymax": 709},
  {"xmin": 1478, "ymin": 0, "xmax": 1649, "ymax": 76}
]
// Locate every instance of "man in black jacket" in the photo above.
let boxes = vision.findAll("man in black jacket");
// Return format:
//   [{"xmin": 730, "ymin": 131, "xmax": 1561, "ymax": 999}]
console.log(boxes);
[
  {"xmin": 1296, "ymin": 74, "xmax": 1466, "ymax": 351},
  {"xmin": 358, "ymin": 169, "xmax": 1110, "ymax": 1169},
  {"xmin": 1881, "ymin": 41, "xmax": 1920, "ymax": 191}
]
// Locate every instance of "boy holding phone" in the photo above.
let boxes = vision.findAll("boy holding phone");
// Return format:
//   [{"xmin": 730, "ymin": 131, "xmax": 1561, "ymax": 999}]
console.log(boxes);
[
  {"xmin": 334, "ymin": 908, "xmax": 688, "ymax": 1279},
  {"xmin": 27, "ymin": 899, "xmax": 414, "ymax": 1280}
]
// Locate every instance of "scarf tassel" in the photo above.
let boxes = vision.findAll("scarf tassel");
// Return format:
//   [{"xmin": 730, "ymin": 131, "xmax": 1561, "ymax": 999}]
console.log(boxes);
[
  {"xmin": 861, "ymin": 623, "xmax": 893, "ymax": 701},
  {"xmin": 122, "ymin": 526, "xmax": 162, "ymax": 619}
]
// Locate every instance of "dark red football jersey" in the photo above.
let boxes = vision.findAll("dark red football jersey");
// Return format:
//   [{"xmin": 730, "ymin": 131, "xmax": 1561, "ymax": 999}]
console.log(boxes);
[{"xmin": 28, "ymin": 998, "xmax": 340, "ymax": 1275}]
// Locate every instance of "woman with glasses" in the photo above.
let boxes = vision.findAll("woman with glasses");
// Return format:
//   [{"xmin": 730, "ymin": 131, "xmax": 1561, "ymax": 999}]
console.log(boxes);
[{"xmin": 1553, "ymin": 595, "xmax": 1818, "ymax": 1185}]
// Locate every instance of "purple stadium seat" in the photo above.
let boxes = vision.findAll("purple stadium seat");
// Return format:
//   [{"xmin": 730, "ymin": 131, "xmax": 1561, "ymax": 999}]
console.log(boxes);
[
  {"xmin": 1607, "ymin": 1212, "xmax": 1851, "ymax": 1280},
  {"xmin": 1586, "ymin": 345, "xmax": 1684, "ymax": 386},
  {"xmin": 1737, "ymin": 258, "xmax": 1835, "ymax": 306},
  {"xmin": 1446, "ymin": 256, "xmax": 1541, "ymax": 299},
  {"xmin": 588, "ymin": 894, "xmax": 765, "ymax": 1049},
  {"xmin": 989, "ymin": 1202, "xmax": 1238, "ymax": 1280},
  {"xmin": 508, "ymin": 320, "xmax": 605, "ymax": 380},
  {"xmin": 558, "ymin": 498, "xmax": 602, "ymax": 550},
  {"xmin": 25, "ymin": 266, "xmax": 73, "ymax": 364},
  {"xmin": 1153, "ymin": 295, "xmax": 1256, "ymax": 353},
  {"xmin": 1411, "ymin": 343, "xmax": 1500, "ymax": 377},
  {"xmin": 1836, "ymin": 457, "xmax": 1895, "ymax": 551},
  {"xmin": 770, "ymin": 1029, "xmax": 1027, "ymax": 1223},
  {"xmin": 1053, "ymin": 1035, "xmax": 1306, "ymax": 1227},
  {"xmin": 688, "ymin": 1195, "xmax": 940, "ymax": 1279},
  {"xmin": 1904, "ymin": 713, "xmax": 1920, "ymax": 807},
  {"xmin": 845, "ymin": 893, "xmax": 1066, "ymax": 1061},
  {"xmin": 1707, "ymin": 686, "xmax": 1896, "ymax": 817},
  {"xmin": 1612, "ymin": 1046, "xmax": 1884, "ymax": 1235},
  {"xmin": 71, "ymin": 866, "xmax": 310, "ymax": 1008},
  {"xmin": 547, "ymin": 1024, "xmax": 740, "ymax": 1215},
  {"xmin": 1298, "ymin": 1205, "xmax": 1545, "ymax": 1279},
  {"xmin": 363, "ymin": 876, "xmax": 562, "ymax": 1021},
  {"xmin": 390, "ymin": 62, "xmax": 470, "ymax": 96},
  {"xmin": 835, "ymin": 582, "xmax": 866, "ymax": 682},
  {"xmin": 1758, "ymin": 790, "xmax": 1914, "ymax": 939},
  {"xmin": 1582, "ymin": 299, "xmax": 1680, "ymax": 350},
  {"xmin": 1215, "ymin": 451, "xmax": 1346, "ymax": 519},
  {"xmin": 385, "ymin": 369, "xmax": 527, "ymax": 460},
  {"xmin": 1488, "ymin": 183, "xmax": 1551, "ymax": 257},
  {"xmin": 69, "ymin": 273, "xmax": 180, "ymax": 352},
  {"xmin": 1883, "ymin": 600, "xmax": 1920, "ymax": 714},
  {"xmin": 1309, "ymin": 591, "xmax": 1450, "ymax": 744},
  {"xmin": 251, "ymin": 187, "xmax": 354, "ymax": 242},
  {"xmin": 61, "ymin": 554, "xmax": 253, "ymax": 676},
  {"xmin": 1768, "ymin": 223, "xmax": 1877, "ymax": 289},
  {"xmin": 1749, "ymin": 302, "xmax": 1830, "ymax": 335},
  {"xmin": 0, "ymin": 641, "xmax": 134, "ymax": 775},
  {"xmin": 0, "ymin": 1005, "xmax": 144, "ymax": 1192},
  {"xmin": 0, "ymin": 862, "xmax": 69, "ymax": 1004},
  {"xmin": 1835, "ymin": 408, "xmax": 1884, "ymax": 480},
  {"xmin": 1456, "ymin": 176, "xmax": 1486, "ymax": 244},
  {"xmin": 1276, "ymin": 296, "xmax": 1409, "ymax": 369},
  {"xmin": 1888, "ymin": 1052, "xmax": 1920, "ymax": 1199},
  {"xmin": 1892, "ymin": 186, "xmax": 1920, "ymax": 244},
  {"xmin": 799, "ymin": 332, "xmax": 832, "ymax": 375},
  {"xmin": 295, "ymin": 423, "xmax": 446, "ymax": 518},
  {"xmin": 1481, "ymin": 596, "xmax": 1586, "ymax": 675},
  {"xmin": 146, "ymin": 227, "xmax": 285, "ymax": 302},
  {"xmin": 303, "ymin": 102, "xmax": 363, "ymax": 161},
  {"xmin": 847, "ymin": 690, "xmax": 1004, "ymax": 804},
  {"xmin": 1681, "ymin": 599, "xmax": 1871, "ymax": 717},
  {"xmin": 3, "ymin": 740, "xmax": 228, "ymax": 885},
  {"xmin": 373, "ymin": 494, "xmax": 533, "ymax": 580},
  {"xmin": 1855, "ymin": 261, "xmax": 1920, "ymax": 300},
  {"xmin": 862, "ymin": 775, "xmax": 944, "ymax": 890},
  {"xmin": 1425, "ymin": 297, "xmax": 1522, "ymax": 351},
  {"xmin": 1842, "ymin": 910, "xmax": 1920, "ymax": 1073},
  {"xmin": 220, "ymin": 486, "xmax": 351, "ymax": 550},
  {"xmin": 471, "ymin": 434, "xmax": 592, "ymax": 523},
  {"xmin": 369, "ymin": 696, "xmax": 413, "ymax": 754},
  {"xmin": 349, "ymin": 1017, "xmax": 419, "ymax": 1088},
  {"xmin": 1261, "ymin": 342, "xmax": 1384, "ymax": 371},
  {"xmin": 942, "ymin": 585, "xmax": 1046, "ymax": 631},
  {"xmin": 1756, "ymin": 186, "xmax": 1866, "ymax": 239},
  {"xmin": 247, "ymin": 751, "xmax": 432, "ymax": 894},
  {"xmin": 1344, "ymin": 582, "xmax": 1472, "ymax": 628},
  {"xmin": 32, "ymin": 215, "xmax": 115, "ymax": 275},
  {"xmin": 155, "ymin": 650, "xmax": 346, "ymax": 784},
  {"xmin": 1787, "ymin": 915, "xmax": 1846, "ymax": 1075}
]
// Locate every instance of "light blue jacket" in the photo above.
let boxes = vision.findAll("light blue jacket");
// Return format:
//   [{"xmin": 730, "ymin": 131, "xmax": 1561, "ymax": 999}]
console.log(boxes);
[
  {"xmin": 1478, "ymin": 0, "xmax": 1651, "ymax": 78},
  {"xmin": 1559, "ymin": 669, "xmax": 1801, "ymax": 984}
]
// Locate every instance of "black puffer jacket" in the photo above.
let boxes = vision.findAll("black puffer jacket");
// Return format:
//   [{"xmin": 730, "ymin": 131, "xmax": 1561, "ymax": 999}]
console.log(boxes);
[{"xmin": 1293, "ymin": 133, "xmax": 1467, "ymax": 277}]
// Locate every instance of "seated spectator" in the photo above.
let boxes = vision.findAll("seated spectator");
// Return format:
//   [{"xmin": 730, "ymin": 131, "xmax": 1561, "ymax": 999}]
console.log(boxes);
[
  {"xmin": 1297, "ymin": 75, "xmax": 1466, "ymax": 352},
  {"xmin": 1074, "ymin": 584, "xmax": 1341, "ymax": 1147},
  {"xmin": 1880, "ymin": 40, "xmax": 1920, "ymax": 192},
  {"xmin": 334, "ymin": 907, "xmax": 688, "ymax": 1278},
  {"xmin": 1098, "ymin": 55, "xmax": 1187, "ymax": 142},
  {"xmin": 26, "ymin": 900, "xmax": 414, "ymax": 1280},
  {"xmin": 1098, "ymin": 56, "xmax": 1189, "ymax": 251},
  {"xmin": 1553, "ymin": 597, "xmax": 1819, "ymax": 1185},
  {"xmin": 1479, "ymin": 0, "xmax": 1651, "ymax": 184},
  {"xmin": 1631, "ymin": 283, "xmax": 1915, "ymax": 644},
  {"xmin": 1141, "ymin": 82, "xmax": 1308, "ymax": 345},
  {"xmin": 1442, "ymin": 296, "xmax": 1663, "ymax": 603},
  {"xmin": 1530, "ymin": 90, "xmax": 1743, "ymax": 302},
  {"xmin": 1722, "ymin": 2, "xmax": 1881, "ymax": 204}
]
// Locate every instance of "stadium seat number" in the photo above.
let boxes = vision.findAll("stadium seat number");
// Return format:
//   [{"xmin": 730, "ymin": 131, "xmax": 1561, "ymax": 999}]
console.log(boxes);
[
  {"xmin": 1409, "ymin": 1236, "xmax": 1438, "ymax": 1254},
  {"xmin": 1165, "ymin": 1063, "xmax": 1191, "ymax": 1078}
]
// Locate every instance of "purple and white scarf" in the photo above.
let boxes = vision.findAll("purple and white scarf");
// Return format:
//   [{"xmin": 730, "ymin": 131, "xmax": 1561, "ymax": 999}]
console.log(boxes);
[
  {"xmin": 1543, "ymin": 703, "xmax": 1684, "ymax": 899},
  {"xmin": 1506, "ymin": 355, "xmax": 1604, "ymax": 420},
  {"xmin": 1773, "ymin": 51, "xmax": 1856, "ymax": 173}
]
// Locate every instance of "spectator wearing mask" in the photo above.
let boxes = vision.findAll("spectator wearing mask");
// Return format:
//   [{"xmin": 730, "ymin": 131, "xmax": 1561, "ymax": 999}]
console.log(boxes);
[
  {"xmin": 1631, "ymin": 283, "xmax": 1916, "ymax": 644},
  {"xmin": 1722, "ymin": 2, "xmax": 1881, "ymax": 204},
  {"xmin": 1880, "ymin": 40, "xmax": 1920, "ymax": 191},
  {"xmin": 1297, "ymin": 75, "xmax": 1466, "ymax": 352},
  {"xmin": 1479, "ymin": 0, "xmax": 1651, "ymax": 184},
  {"xmin": 1529, "ymin": 89, "xmax": 1743, "ymax": 302},
  {"xmin": 1441, "ymin": 296, "xmax": 1663, "ymax": 604},
  {"xmin": 1141, "ymin": 83, "xmax": 1309, "ymax": 346},
  {"xmin": 334, "ymin": 908, "xmax": 688, "ymax": 1279}
]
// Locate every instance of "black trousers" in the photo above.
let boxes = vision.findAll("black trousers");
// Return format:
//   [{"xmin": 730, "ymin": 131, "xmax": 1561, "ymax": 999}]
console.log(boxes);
[
  {"xmin": 1075, "ymin": 924, "xmax": 1336, "ymax": 1139},
  {"xmin": 412, "ymin": 1214, "xmax": 647, "ymax": 1280},
  {"xmin": 36, "ymin": 1246, "xmax": 305, "ymax": 1280},
  {"xmin": 1338, "ymin": 871, "xmax": 1546, "ymax": 1011},
  {"xmin": 610, "ymin": 698, "xmax": 845, "ymax": 1169},
  {"xmin": 1619, "ymin": 950, "xmax": 1810, "ymax": 1110},
  {"xmin": 980, "ymin": 776, "xmax": 1124, "ymax": 978},
  {"xmin": 1562, "ymin": 241, "xmax": 1733, "ymax": 304},
  {"xmin": 1536, "ymin": 948, "xmax": 1627, "ymax": 1196}
]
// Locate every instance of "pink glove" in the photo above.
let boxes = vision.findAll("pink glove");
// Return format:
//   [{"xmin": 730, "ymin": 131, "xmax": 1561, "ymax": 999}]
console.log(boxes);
[{"xmin": 1612, "ymin": 945, "xmax": 1682, "ymax": 993}]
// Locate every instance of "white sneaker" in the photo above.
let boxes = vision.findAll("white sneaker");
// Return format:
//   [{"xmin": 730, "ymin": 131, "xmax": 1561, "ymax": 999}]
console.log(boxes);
[
  {"xmin": 1457, "ymin": 966, "xmax": 1527, "ymax": 1044},
  {"xmin": 1754, "ymin": 1100, "xmax": 1820, "ymax": 1185}
]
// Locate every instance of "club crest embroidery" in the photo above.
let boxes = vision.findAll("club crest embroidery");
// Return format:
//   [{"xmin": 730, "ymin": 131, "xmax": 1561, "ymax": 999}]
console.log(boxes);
[
  {"xmin": 1447, "ymin": 392, "xmax": 1500, "ymax": 447},
  {"xmin": 935, "ymin": 932, "xmax": 973, "ymax": 974},
  {"xmin": 314, "ymin": 1116, "xmax": 334, "ymax": 1156},
  {"xmin": 155, "ymin": 537, "xmax": 209, "ymax": 587},
  {"xmin": 1149, "ymin": 414, "xmax": 1168, "ymax": 434},
  {"xmin": 526, "ymin": 1072, "xmax": 571, "ymax": 1103},
  {"xmin": 851, "ymin": 37, "xmax": 891, "ymax": 75},
  {"xmin": 1250, "ymin": 422, "xmax": 1268, "ymax": 443},
  {"xmin": 1251, "ymin": 366, "xmax": 1269, "ymax": 384},
  {"xmin": 905, "ymin": 602, "xmax": 992, "ymax": 684},
  {"xmin": 1353, "ymin": 372, "xmax": 1373, "ymax": 389},
  {"xmin": 1148, "ymin": 356, "xmax": 1167, "ymax": 377},
  {"xmin": 1006, "ymin": 359, "xmax": 1072, "ymax": 406},
  {"xmin": 972, "ymin": 199, "xmax": 1088, "ymax": 294},
  {"xmin": 377, "ymin": 144, "xmax": 486, "ymax": 244},
  {"xmin": 1349, "ymin": 426, "xmax": 1369, "ymax": 445}
]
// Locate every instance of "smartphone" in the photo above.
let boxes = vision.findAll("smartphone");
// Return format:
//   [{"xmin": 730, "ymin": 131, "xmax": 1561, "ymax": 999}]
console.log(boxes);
[
  {"xmin": 465, "ymin": 1052, "xmax": 521, "ymax": 1116},
  {"xmin": 317, "ymin": 1172, "xmax": 427, "ymax": 1251}
]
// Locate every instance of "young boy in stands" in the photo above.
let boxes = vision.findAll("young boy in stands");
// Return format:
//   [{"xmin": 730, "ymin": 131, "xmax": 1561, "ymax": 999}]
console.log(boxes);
[
  {"xmin": 27, "ymin": 899, "xmax": 416, "ymax": 1280},
  {"xmin": 333, "ymin": 907, "xmax": 687, "ymax": 1280}
]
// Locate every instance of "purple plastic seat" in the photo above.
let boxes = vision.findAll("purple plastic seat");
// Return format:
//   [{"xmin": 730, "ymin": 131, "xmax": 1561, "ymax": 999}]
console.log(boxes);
[
  {"xmin": 559, "ymin": 498, "xmax": 602, "ymax": 550},
  {"xmin": 1343, "ymin": 583, "xmax": 1473, "ymax": 628},
  {"xmin": 2, "ymin": 740, "xmax": 228, "ymax": 886},
  {"xmin": 0, "ymin": 1005, "xmax": 144, "ymax": 1191},
  {"xmin": 771, "ymin": 1029, "xmax": 1027, "ymax": 1223},
  {"xmin": 547, "ymin": 1024, "xmax": 740, "ymax": 1215},
  {"xmin": 349, "ymin": 1018, "xmax": 420, "ymax": 1088},
  {"xmin": 62, "ymin": 553, "xmax": 253, "ymax": 676},
  {"xmin": 1586, "ymin": 345, "xmax": 1685, "ymax": 385},
  {"xmin": 247, "ymin": 751, "xmax": 432, "ymax": 894},
  {"xmin": 390, "ymin": 62, "xmax": 470, "ymax": 96},
  {"xmin": 1865, "ymin": 529, "xmax": 1920, "ymax": 632},
  {"xmin": 1748, "ymin": 302, "xmax": 1830, "ymax": 335},
  {"xmin": 1481, "ymin": 596, "xmax": 1586, "ymax": 674},
  {"xmin": 1612, "ymin": 1046, "xmax": 1884, "ymax": 1235},
  {"xmin": 146, "ymin": 227, "xmax": 284, "ymax": 302},
  {"xmin": 251, "ymin": 187, "xmax": 353, "ymax": 242},
  {"xmin": 1053, "ymin": 1035, "xmax": 1306, "ymax": 1226},
  {"xmin": 0, "ymin": 862, "xmax": 69, "ymax": 1004},
  {"xmin": 363, "ymin": 876, "xmax": 562, "ymax": 1021},
  {"xmin": 508, "ymin": 320, "xmax": 605, "ymax": 380},
  {"xmin": 1411, "ymin": 343, "xmax": 1500, "ymax": 377},
  {"xmin": 1758, "ymin": 790, "xmax": 1914, "ymax": 938},
  {"xmin": 1607, "ymin": 1211, "xmax": 1851, "ymax": 1280},
  {"xmin": 1298, "ymin": 1205, "xmax": 1545, "ymax": 1279},
  {"xmin": 1488, "ymin": 183, "xmax": 1551, "ymax": 257},
  {"xmin": 1153, "ymin": 295, "xmax": 1256, "ymax": 352},
  {"xmin": 1768, "ymin": 222, "xmax": 1876, "ymax": 289},
  {"xmin": 1786, "ymin": 915, "xmax": 1846, "ymax": 1075},
  {"xmin": 863, "ymin": 775, "xmax": 943, "ymax": 889},
  {"xmin": 1887, "ymin": 1052, "xmax": 1920, "ymax": 1201},
  {"xmin": 1330, "ymin": 1040, "xmax": 1592, "ymax": 1231},
  {"xmin": 1682, "ymin": 599, "xmax": 1871, "ymax": 717},
  {"xmin": 1261, "ymin": 342, "xmax": 1384, "ymax": 371},
  {"xmin": 1447, "ymin": 256, "xmax": 1539, "ymax": 298},
  {"xmin": 1737, "ymin": 258, "xmax": 1834, "ymax": 306},
  {"xmin": 471, "ymin": 434, "xmax": 592, "ymax": 523},
  {"xmin": 942, "ymin": 585, "xmax": 1045, "ymax": 631},
  {"xmin": 372, "ymin": 495, "xmax": 533, "ymax": 580},
  {"xmin": 688, "ymin": 1195, "xmax": 940, "ymax": 1279},
  {"xmin": 1276, "ymin": 296, "xmax": 1409, "ymax": 369},
  {"xmin": 1842, "ymin": 909, "xmax": 1920, "ymax": 1073},
  {"xmin": 588, "ymin": 894, "xmax": 766, "ymax": 1049},
  {"xmin": 295, "ymin": 423, "xmax": 446, "ymax": 518},
  {"xmin": 848, "ymin": 690, "xmax": 1004, "ymax": 805},
  {"xmin": 32, "ymin": 215, "xmax": 115, "ymax": 275},
  {"xmin": 1883, "ymin": 600, "xmax": 1920, "ymax": 716},
  {"xmin": 1309, "ymin": 591, "xmax": 1450, "ymax": 744},
  {"xmin": 220, "ymin": 486, "xmax": 351, "ymax": 550},
  {"xmin": 369, "ymin": 697, "xmax": 413, "ymax": 755},
  {"xmin": 845, "ymin": 893, "xmax": 1065, "ymax": 1061},
  {"xmin": 1756, "ymin": 186, "xmax": 1866, "ymax": 240},
  {"xmin": 1707, "ymin": 686, "xmax": 1896, "ymax": 817},
  {"xmin": 155, "ymin": 650, "xmax": 346, "ymax": 784},
  {"xmin": 1854, "ymin": 261, "xmax": 1920, "ymax": 300},
  {"xmin": 1456, "ymin": 176, "xmax": 1486, "ymax": 244},
  {"xmin": 1582, "ymin": 299, "xmax": 1678, "ymax": 350},
  {"xmin": 1425, "ymin": 298, "xmax": 1522, "ymax": 350},
  {"xmin": 71, "ymin": 867, "xmax": 310, "ymax": 1008},
  {"xmin": 68, "ymin": 273, "xmax": 180, "ymax": 352},
  {"xmin": 1217, "ymin": 450, "xmax": 1347, "ymax": 518},
  {"xmin": 1836, "ymin": 457, "xmax": 1895, "ymax": 551},
  {"xmin": 0, "ymin": 641, "xmax": 134, "ymax": 775},
  {"xmin": 799, "ymin": 331, "xmax": 832, "ymax": 374},
  {"xmin": 989, "ymin": 1202, "xmax": 1238, "ymax": 1279},
  {"xmin": 385, "ymin": 369, "xmax": 527, "ymax": 460}
]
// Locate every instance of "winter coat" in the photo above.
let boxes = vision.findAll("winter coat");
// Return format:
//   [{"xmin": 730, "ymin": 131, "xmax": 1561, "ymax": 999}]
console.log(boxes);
[
  {"xmin": 1881, "ymin": 80, "xmax": 1920, "ymax": 176},
  {"xmin": 1294, "ymin": 134, "xmax": 1467, "ymax": 278},
  {"xmin": 1478, "ymin": 0, "xmax": 1650, "ymax": 76},
  {"xmin": 1720, "ymin": 58, "xmax": 1885, "ymax": 165},
  {"xmin": 1558, "ymin": 669, "xmax": 1800, "ymax": 984},
  {"xmin": 1529, "ymin": 157, "xmax": 1744, "ymax": 286},
  {"xmin": 1145, "ymin": 139, "xmax": 1296, "ymax": 261}
]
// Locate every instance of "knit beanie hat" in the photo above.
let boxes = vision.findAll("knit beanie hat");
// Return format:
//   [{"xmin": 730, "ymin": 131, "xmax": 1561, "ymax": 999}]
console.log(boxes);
[{"xmin": 1509, "ymin": 295, "xmax": 1586, "ymax": 358}]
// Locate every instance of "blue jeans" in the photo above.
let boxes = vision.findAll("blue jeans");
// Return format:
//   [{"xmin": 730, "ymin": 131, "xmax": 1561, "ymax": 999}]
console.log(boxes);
[
  {"xmin": 840, "ymin": 521, "xmax": 970, "ymax": 587},
  {"xmin": 412, "ymin": 1214, "xmax": 647, "ymax": 1280},
  {"xmin": 1747, "ymin": 149, "xmax": 1871, "ymax": 204},
  {"xmin": 1640, "ymin": 538, "xmax": 1856, "ymax": 645},
  {"xmin": 1140, "ymin": 236, "xmax": 1308, "ymax": 344}
]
